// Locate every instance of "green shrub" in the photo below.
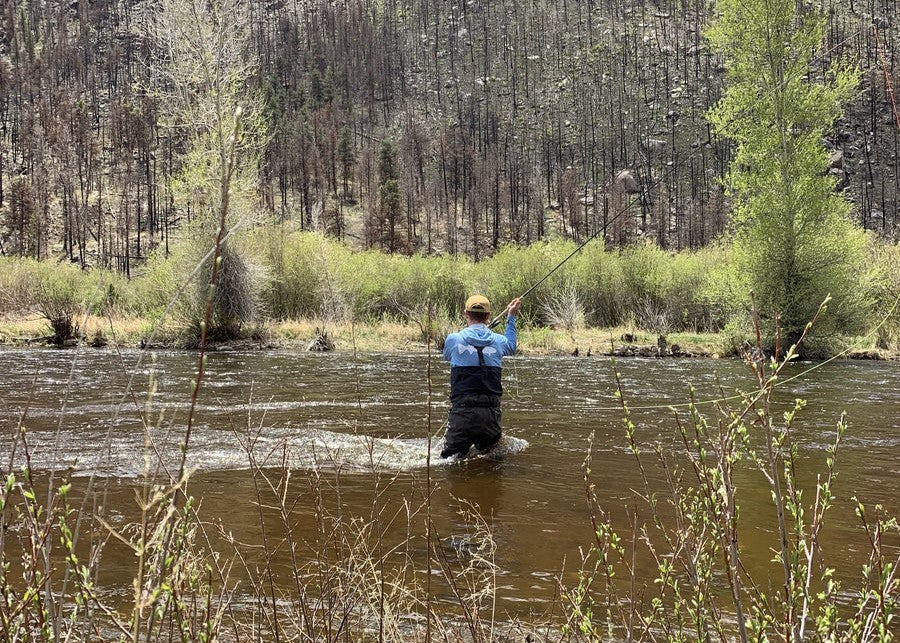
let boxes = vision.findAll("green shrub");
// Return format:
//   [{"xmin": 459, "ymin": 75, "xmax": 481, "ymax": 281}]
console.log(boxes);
[
  {"xmin": 36, "ymin": 265, "xmax": 85, "ymax": 343},
  {"xmin": 668, "ymin": 245, "xmax": 732, "ymax": 332},
  {"xmin": 246, "ymin": 228, "xmax": 328, "ymax": 320},
  {"xmin": 251, "ymin": 231, "xmax": 473, "ymax": 323},
  {"xmin": 4, "ymin": 228, "xmax": 892, "ymax": 353},
  {"xmin": 571, "ymin": 241, "xmax": 732, "ymax": 332},
  {"xmin": 866, "ymin": 238, "xmax": 900, "ymax": 351},
  {"xmin": 477, "ymin": 241, "xmax": 575, "ymax": 324},
  {"xmin": 0, "ymin": 257, "xmax": 126, "ymax": 343},
  {"xmin": 0, "ymin": 256, "xmax": 43, "ymax": 313},
  {"xmin": 380, "ymin": 254, "xmax": 470, "ymax": 320},
  {"xmin": 571, "ymin": 241, "xmax": 627, "ymax": 327},
  {"xmin": 131, "ymin": 243, "xmax": 194, "ymax": 321},
  {"xmin": 233, "ymin": 231, "xmax": 740, "ymax": 334},
  {"xmin": 328, "ymin": 248, "xmax": 394, "ymax": 319},
  {"xmin": 328, "ymin": 249, "xmax": 468, "ymax": 322},
  {"xmin": 35, "ymin": 263, "xmax": 117, "ymax": 343}
]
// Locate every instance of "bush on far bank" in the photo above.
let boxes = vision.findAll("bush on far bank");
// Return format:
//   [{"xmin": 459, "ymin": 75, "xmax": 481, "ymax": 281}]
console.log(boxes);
[
  {"xmin": 245, "ymin": 230, "xmax": 471, "ymax": 323},
  {"xmin": 571, "ymin": 240, "xmax": 733, "ymax": 333},
  {"xmin": 0, "ymin": 256, "xmax": 126, "ymax": 342},
  {"xmin": 866, "ymin": 238, "xmax": 900, "ymax": 352},
  {"xmin": 1, "ymin": 229, "xmax": 894, "ymax": 353}
]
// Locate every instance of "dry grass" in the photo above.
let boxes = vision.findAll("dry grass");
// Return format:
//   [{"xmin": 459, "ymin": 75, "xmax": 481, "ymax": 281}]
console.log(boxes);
[
  {"xmin": 268, "ymin": 319, "xmax": 421, "ymax": 351},
  {"xmin": 517, "ymin": 325, "xmax": 724, "ymax": 357},
  {"xmin": 0, "ymin": 313, "xmax": 738, "ymax": 356},
  {"xmin": 12, "ymin": 311, "xmax": 891, "ymax": 360},
  {"xmin": 0, "ymin": 314, "xmax": 47, "ymax": 343},
  {"xmin": 10, "ymin": 311, "xmax": 893, "ymax": 360},
  {"xmin": 0, "ymin": 314, "xmax": 153, "ymax": 346}
]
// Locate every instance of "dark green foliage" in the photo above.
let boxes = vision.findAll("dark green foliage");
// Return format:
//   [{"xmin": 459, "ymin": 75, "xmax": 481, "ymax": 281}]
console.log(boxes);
[{"xmin": 378, "ymin": 140, "xmax": 398, "ymax": 183}]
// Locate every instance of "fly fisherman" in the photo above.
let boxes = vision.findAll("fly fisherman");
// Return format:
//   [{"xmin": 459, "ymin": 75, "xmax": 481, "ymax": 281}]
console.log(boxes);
[{"xmin": 441, "ymin": 294, "xmax": 522, "ymax": 459}]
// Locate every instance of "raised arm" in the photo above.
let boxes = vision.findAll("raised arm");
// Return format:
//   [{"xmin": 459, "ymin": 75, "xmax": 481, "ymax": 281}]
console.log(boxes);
[{"xmin": 502, "ymin": 297, "xmax": 521, "ymax": 355}]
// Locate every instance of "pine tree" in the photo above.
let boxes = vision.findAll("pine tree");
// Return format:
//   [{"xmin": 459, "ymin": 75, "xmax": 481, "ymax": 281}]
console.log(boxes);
[{"xmin": 337, "ymin": 126, "xmax": 355, "ymax": 198}]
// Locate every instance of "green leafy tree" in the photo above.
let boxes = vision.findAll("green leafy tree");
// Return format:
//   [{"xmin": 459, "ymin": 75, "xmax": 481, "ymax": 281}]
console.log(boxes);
[
  {"xmin": 146, "ymin": 0, "xmax": 268, "ymax": 341},
  {"xmin": 707, "ymin": 0, "xmax": 869, "ymax": 349}
]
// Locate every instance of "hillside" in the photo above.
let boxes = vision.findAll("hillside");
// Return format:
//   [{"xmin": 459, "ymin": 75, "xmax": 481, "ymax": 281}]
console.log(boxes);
[{"xmin": 1, "ymin": 0, "xmax": 897, "ymax": 270}]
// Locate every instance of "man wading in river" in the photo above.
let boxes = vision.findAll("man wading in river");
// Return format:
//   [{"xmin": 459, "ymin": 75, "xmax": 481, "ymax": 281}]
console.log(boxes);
[{"xmin": 441, "ymin": 294, "xmax": 521, "ymax": 459}]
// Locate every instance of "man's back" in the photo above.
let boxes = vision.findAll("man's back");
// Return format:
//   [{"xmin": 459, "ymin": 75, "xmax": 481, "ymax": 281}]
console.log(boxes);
[{"xmin": 444, "ymin": 322, "xmax": 517, "ymax": 401}]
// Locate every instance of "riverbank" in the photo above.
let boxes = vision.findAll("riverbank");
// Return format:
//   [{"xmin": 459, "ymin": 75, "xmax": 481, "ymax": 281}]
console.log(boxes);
[
  {"xmin": 2, "ymin": 235, "xmax": 898, "ymax": 359},
  {"xmin": 1, "ymin": 312, "xmax": 895, "ymax": 359}
]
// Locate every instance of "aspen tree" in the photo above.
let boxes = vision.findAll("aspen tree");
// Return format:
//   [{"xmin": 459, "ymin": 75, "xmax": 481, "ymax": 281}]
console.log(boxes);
[
  {"xmin": 707, "ymin": 0, "xmax": 869, "ymax": 349},
  {"xmin": 144, "ymin": 0, "xmax": 267, "ymax": 339}
]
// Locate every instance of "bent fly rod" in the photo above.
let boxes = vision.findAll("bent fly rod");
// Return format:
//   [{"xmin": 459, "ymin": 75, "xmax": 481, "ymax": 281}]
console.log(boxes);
[{"xmin": 487, "ymin": 214, "xmax": 619, "ymax": 329}]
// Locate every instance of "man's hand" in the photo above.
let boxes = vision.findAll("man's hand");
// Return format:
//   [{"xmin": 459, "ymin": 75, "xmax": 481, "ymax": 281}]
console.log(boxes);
[{"xmin": 507, "ymin": 297, "xmax": 522, "ymax": 317}]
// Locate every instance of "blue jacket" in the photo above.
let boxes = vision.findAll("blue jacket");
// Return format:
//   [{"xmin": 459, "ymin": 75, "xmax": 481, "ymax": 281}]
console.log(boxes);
[{"xmin": 443, "ymin": 318, "xmax": 517, "ymax": 402}]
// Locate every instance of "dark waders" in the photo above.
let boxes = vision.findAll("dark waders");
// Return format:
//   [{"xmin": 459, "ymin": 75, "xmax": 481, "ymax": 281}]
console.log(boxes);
[{"xmin": 442, "ymin": 346, "xmax": 502, "ymax": 458}]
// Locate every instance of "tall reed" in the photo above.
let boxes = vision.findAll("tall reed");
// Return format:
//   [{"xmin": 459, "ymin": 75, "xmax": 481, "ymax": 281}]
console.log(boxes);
[{"xmin": 564, "ymin": 298, "xmax": 899, "ymax": 640}]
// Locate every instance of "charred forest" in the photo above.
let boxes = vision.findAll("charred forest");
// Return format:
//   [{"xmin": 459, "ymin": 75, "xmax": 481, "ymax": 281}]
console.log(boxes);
[{"xmin": 1, "ymin": 0, "xmax": 898, "ymax": 271}]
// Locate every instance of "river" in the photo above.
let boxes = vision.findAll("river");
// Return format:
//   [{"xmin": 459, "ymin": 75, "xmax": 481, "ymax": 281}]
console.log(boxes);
[{"xmin": 1, "ymin": 346, "xmax": 898, "ymax": 628}]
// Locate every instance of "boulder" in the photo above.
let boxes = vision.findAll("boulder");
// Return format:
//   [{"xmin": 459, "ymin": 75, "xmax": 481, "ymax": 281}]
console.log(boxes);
[
  {"xmin": 828, "ymin": 149, "xmax": 844, "ymax": 170},
  {"xmin": 613, "ymin": 169, "xmax": 640, "ymax": 194}
]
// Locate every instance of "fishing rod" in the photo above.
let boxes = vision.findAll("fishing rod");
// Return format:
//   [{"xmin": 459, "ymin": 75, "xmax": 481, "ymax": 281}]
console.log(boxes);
[{"xmin": 486, "ymin": 213, "xmax": 621, "ymax": 329}]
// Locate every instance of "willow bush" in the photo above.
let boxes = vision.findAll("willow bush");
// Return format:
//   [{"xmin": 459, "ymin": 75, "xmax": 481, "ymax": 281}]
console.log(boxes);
[
  {"xmin": 368, "ymin": 253, "xmax": 471, "ymax": 321},
  {"xmin": 476, "ymin": 241, "xmax": 574, "ymax": 323},
  {"xmin": 866, "ymin": 238, "xmax": 900, "ymax": 351},
  {"xmin": 2, "ymin": 228, "xmax": 890, "ymax": 348},
  {"xmin": 0, "ymin": 257, "xmax": 122, "ymax": 316},
  {"xmin": 241, "ymin": 230, "xmax": 473, "ymax": 323},
  {"xmin": 0, "ymin": 257, "xmax": 126, "ymax": 343},
  {"xmin": 0, "ymin": 256, "xmax": 43, "ymax": 313},
  {"xmin": 568, "ymin": 240, "xmax": 732, "ymax": 332},
  {"xmin": 570, "ymin": 241, "xmax": 627, "ymax": 327},
  {"xmin": 131, "ymin": 244, "xmax": 188, "ymax": 321},
  {"xmin": 245, "ymin": 226, "xmax": 328, "ymax": 319},
  {"xmin": 146, "ymin": 231, "xmax": 877, "ymax": 341}
]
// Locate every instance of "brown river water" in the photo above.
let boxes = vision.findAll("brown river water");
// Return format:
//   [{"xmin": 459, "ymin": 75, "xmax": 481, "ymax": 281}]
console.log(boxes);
[{"xmin": 1, "ymin": 346, "xmax": 898, "ymax": 625}]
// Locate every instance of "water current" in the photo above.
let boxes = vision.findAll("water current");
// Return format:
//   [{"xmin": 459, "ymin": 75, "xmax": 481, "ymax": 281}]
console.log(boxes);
[{"xmin": 1, "ymin": 346, "xmax": 898, "ymax": 621}]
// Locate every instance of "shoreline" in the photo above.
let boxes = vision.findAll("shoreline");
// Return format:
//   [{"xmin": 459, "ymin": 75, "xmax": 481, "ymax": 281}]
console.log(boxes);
[{"xmin": 1, "ymin": 314, "xmax": 895, "ymax": 360}]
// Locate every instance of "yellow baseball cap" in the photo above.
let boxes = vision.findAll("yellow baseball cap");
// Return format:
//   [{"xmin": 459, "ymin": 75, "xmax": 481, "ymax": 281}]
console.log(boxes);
[{"xmin": 465, "ymin": 294, "xmax": 491, "ymax": 314}]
